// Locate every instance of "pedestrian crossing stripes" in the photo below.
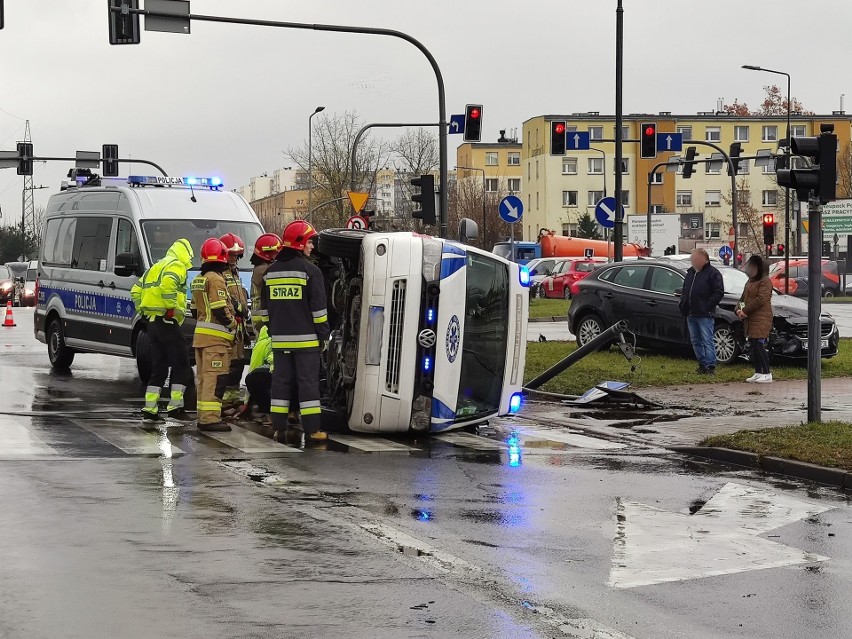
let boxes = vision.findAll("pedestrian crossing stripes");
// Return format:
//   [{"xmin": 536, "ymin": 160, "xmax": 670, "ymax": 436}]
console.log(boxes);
[
  {"xmin": 328, "ymin": 434, "xmax": 417, "ymax": 453},
  {"xmin": 433, "ymin": 432, "xmax": 509, "ymax": 451},
  {"xmin": 201, "ymin": 427, "xmax": 302, "ymax": 454},
  {"xmin": 516, "ymin": 426, "xmax": 627, "ymax": 450},
  {"xmin": 72, "ymin": 418, "xmax": 186, "ymax": 457},
  {"xmin": 0, "ymin": 416, "xmax": 56, "ymax": 457}
]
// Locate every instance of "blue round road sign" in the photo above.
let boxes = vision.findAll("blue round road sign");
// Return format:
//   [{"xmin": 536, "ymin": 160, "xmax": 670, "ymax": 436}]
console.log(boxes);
[
  {"xmin": 499, "ymin": 195, "xmax": 524, "ymax": 224},
  {"xmin": 718, "ymin": 245, "xmax": 733, "ymax": 259},
  {"xmin": 594, "ymin": 197, "xmax": 620, "ymax": 229}
]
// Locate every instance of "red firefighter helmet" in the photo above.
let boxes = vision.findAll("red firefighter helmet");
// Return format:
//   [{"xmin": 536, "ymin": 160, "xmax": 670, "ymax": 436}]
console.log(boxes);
[
  {"xmin": 281, "ymin": 220, "xmax": 318, "ymax": 251},
  {"xmin": 253, "ymin": 233, "xmax": 283, "ymax": 262},
  {"xmin": 219, "ymin": 232, "xmax": 245, "ymax": 255},
  {"xmin": 200, "ymin": 238, "xmax": 229, "ymax": 264}
]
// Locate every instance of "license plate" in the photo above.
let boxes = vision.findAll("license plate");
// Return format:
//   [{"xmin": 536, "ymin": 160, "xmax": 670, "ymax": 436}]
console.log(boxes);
[{"xmin": 802, "ymin": 339, "xmax": 829, "ymax": 350}]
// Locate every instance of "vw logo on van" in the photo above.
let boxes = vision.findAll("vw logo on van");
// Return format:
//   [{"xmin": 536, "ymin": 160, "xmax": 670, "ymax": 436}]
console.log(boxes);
[
  {"xmin": 418, "ymin": 328, "xmax": 437, "ymax": 349},
  {"xmin": 445, "ymin": 315, "xmax": 460, "ymax": 363}
]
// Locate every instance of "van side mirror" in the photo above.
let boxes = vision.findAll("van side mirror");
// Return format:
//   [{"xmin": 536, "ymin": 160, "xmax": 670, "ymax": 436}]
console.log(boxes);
[
  {"xmin": 458, "ymin": 218, "xmax": 479, "ymax": 244},
  {"xmin": 115, "ymin": 252, "xmax": 141, "ymax": 277},
  {"xmin": 674, "ymin": 287, "xmax": 683, "ymax": 297}
]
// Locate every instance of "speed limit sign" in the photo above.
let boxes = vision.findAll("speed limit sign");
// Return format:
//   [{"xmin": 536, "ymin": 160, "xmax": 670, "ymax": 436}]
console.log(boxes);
[{"xmin": 346, "ymin": 215, "xmax": 368, "ymax": 230}]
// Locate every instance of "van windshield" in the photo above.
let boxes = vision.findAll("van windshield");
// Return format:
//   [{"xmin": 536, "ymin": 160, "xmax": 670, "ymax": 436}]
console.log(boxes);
[
  {"xmin": 141, "ymin": 220, "xmax": 264, "ymax": 270},
  {"xmin": 455, "ymin": 253, "xmax": 509, "ymax": 420}
]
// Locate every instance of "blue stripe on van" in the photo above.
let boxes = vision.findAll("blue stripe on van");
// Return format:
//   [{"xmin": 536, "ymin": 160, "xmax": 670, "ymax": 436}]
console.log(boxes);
[{"xmin": 38, "ymin": 286, "xmax": 135, "ymax": 319}]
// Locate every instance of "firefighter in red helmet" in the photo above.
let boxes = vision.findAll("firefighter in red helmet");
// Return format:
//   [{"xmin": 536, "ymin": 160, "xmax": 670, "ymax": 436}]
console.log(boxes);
[{"xmin": 219, "ymin": 232, "xmax": 249, "ymax": 411}]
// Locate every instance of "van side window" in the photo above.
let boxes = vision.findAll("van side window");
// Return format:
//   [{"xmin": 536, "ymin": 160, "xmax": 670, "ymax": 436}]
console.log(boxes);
[
  {"xmin": 43, "ymin": 218, "xmax": 77, "ymax": 266},
  {"xmin": 71, "ymin": 218, "xmax": 113, "ymax": 271},
  {"xmin": 115, "ymin": 219, "xmax": 142, "ymax": 265}
]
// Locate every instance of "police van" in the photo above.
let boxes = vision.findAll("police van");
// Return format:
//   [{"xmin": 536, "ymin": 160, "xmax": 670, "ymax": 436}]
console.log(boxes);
[
  {"xmin": 35, "ymin": 174, "xmax": 264, "ymax": 381},
  {"xmin": 317, "ymin": 228, "xmax": 529, "ymax": 433}
]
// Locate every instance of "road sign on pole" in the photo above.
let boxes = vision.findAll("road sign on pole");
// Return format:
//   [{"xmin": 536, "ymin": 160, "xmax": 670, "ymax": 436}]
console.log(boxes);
[
  {"xmin": 347, "ymin": 191, "xmax": 370, "ymax": 213},
  {"xmin": 449, "ymin": 114, "xmax": 465, "ymax": 135},
  {"xmin": 345, "ymin": 215, "xmax": 368, "ymax": 230},
  {"xmin": 499, "ymin": 195, "xmax": 524, "ymax": 224},
  {"xmin": 656, "ymin": 132, "xmax": 683, "ymax": 153},
  {"xmin": 718, "ymin": 245, "xmax": 733, "ymax": 261},
  {"xmin": 595, "ymin": 196, "xmax": 620, "ymax": 229},
  {"xmin": 566, "ymin": 131, "xmax": 591, "ymax": 151}
]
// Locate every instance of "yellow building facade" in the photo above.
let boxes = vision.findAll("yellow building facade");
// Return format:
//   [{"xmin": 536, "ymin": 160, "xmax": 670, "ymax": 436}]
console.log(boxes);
[{"xmin": 456, "ymin": 137, "xmax": 524, "ymax": 196}]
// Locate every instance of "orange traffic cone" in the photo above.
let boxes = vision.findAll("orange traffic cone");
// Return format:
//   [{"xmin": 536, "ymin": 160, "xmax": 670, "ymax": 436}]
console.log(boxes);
[{"xmin": 2, "ymin": 301, "xmax": 16, "ymax": 328}]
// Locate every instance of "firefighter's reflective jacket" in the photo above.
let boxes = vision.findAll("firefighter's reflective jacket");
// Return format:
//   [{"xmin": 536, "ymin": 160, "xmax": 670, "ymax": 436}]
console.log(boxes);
[{"xmin": 191, "ymin": 270, "xmax": 237, "ymax": 348}]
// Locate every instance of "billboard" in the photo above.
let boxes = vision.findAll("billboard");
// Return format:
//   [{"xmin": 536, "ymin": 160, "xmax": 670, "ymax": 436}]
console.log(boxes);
[{"xmin": 627, "ymin": 214, "xmax": 680, "ymax": 256}]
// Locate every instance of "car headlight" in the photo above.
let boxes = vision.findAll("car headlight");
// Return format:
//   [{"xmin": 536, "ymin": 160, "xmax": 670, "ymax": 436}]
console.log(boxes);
[{"xmin": 0, "ymin": 282, "xmax": 12, "ymax": 292}]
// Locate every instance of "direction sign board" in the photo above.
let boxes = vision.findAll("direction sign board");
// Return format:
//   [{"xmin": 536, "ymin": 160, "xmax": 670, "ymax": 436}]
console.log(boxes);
[
  {"xmin": 804, "ymin": 198, "xmax": 852, "ymax": 234},
  {"xmin": 346, "ymin": 215, "xmax": 368, "ymax": 230},
  {"xmin": 566, "ymin": 131, "xmax": 590, "ymax": 151},
  {"xmin": 449, "ymin": 114, "xmax": 465, "ymax": 135},
  {"xmin": 498, "ymin": 195, "xmax": 524, "ymax": 224},
  {"xmin": 595, "ymin": 196, "xmax": 620, "ymax": 229},
  {"xmin": 656, "ymin": 132, "xmax": 683, "ymax": 153}
]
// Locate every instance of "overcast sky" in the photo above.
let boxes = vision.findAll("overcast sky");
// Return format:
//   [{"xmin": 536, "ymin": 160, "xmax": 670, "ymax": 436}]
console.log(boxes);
[{"xmin": 1, "ymin": 0, "xmax": 850, "ymax": 226}]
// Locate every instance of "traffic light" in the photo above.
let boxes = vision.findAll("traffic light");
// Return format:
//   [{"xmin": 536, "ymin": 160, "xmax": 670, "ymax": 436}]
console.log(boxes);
[
  {"xmin": 1, "ymin": 0, "xmax": 4, "ymax": 30},
  {"xmin": 777, "ymin": 125, "xmax": 838, "ymax": 205},
  {"xmin": 728, "ymin": 142, "xmax": 743, "ymax": 176},
  {"xmin": 411, "ymin": 174, "xmax": 436, "ymax": 226},
  {"xmin": 640, "ymin": 122, "xmax": 657, "ymax": 159},
  {"xmin": 102, "ymin": 144, "xmax": 119, "ymax": 177},
  {"xmin": 16, "ymin": 142, "xmax": 33, "ymax": 176},
  {"xmin": 777, "ymin": 244, "xmax": 785, "ymax": 256},
  {"xmin": 550, "ymin": 121, "xmax": 566, "ymax": 156},
  {"xmin": 762, "ymin": 213, "xmax": 775, "ymax": 246},
  {"xmin": 463, "ymin": 104, "xmax": 483, "ymax": 143},
  {"xmin": 108, "ymin": 0, "xmax": 141, "ymax": 45},
  {"xmin": 681, "ymin": 146, "xmax": 698, "ymax": 179}
]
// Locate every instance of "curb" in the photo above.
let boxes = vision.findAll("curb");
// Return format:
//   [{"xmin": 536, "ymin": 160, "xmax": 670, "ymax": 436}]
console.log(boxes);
[
  {"xmin": 529, "ymin": 316, "xmax": 566, "ymax": 323},
  {"xmin": 671, "ymin": 446, "xmax": 852, "ymax": 489}
]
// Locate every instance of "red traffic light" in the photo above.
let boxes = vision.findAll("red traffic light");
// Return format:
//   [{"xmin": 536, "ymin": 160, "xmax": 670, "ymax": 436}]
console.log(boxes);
[
  {"xmin": 644, "ymin": 125, "xmax": 655, "ymax": 136},
  {"xmin": 762, "ymin": 214, "xmax": 775, "ymax": 226},
  {"xmin": 470, "ymin": 108, "xmax": 480, "ymax": 119},
  {"xmin": 554, "ymin": 123, "xmax": 565, "ymax": 134}
]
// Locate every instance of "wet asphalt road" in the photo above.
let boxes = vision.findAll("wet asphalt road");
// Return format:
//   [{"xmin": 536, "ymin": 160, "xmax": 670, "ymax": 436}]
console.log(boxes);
[{"xmin": 2, "ymin": 308, "xmax": 852, "ymax": 639}]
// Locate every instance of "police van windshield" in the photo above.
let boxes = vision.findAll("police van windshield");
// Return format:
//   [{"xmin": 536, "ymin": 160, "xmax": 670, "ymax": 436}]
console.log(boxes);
[{"xmin": 141, "ymin": 220, "xmax": 264, "ymax": 270}]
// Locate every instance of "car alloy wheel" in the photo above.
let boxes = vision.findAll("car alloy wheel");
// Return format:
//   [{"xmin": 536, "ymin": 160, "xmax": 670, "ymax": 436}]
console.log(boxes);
[
  {"xmin": 824, "ymin": 288, "xmax": 835, "ymax": 298},
  {"xmin": 713, "ymin": 324, "xmax": 738, "ymax": 364},
  {"xmin": 577, "ymin": 316, "xmax": 604, "ymax": 346}
]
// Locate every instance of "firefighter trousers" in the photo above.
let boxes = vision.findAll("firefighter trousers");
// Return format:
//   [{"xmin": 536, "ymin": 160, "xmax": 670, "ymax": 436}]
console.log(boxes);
[
  {"xmin": 195, "ymin": 345, "xmax": 232, "ymax": 424},
  {"xmin": 271, "ymin": 351, "xmax": 322, "ymax": 433},
  {"xmin": 143, "ymin": 317, "xmax": 193, "ymax": 415}
]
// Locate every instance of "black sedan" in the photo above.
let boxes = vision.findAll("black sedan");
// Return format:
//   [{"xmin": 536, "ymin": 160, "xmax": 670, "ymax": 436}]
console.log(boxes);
[{"xmin": 567, "ymin": 259, "xmax": 839, "ymax": 364}]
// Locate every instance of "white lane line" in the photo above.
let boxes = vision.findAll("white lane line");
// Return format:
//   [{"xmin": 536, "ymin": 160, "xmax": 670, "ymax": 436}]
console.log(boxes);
[
  {"xmin": 71, "ymin": 419, "xmax": 184, "ymax": 457},
  {"xmin": 0, "ymin": 418, "xmax": 57, "ymax": 456},
  {"xmin": 328, "ymin": 434, "xmax": 415, "ymax": 453},
  {"xmin": 201, "ymin": 426, "xmax": 301, "ymax": 454},
  {"xmin": 433, "ymin": 432, "xmax": 507, "ymax": 451},
  {"xmin": 517, "ymin": 426, "xmax": 626, "ymax": 450}
]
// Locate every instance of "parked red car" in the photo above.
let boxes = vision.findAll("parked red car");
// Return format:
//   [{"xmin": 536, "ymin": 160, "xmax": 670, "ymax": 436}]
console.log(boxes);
[
  {"xmin": 768, "ymin": 259, "xmax": 842, "ymax": 297},
  {"xmin": 539, "ymin": 259, "xmax": 599, "ymax": 299}
]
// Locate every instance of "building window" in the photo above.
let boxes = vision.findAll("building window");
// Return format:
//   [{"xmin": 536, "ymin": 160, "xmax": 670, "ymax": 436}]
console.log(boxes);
[
  {"xmin": 706, "ymin": 160, "xmax": 720, "ymax": 175},
  {"xmin": 588, "ymin": 157, "xmax": 604, "ymax": 174},
  {"xmin": 563, "ymin": 223, "xmax": 579, "ymax": 237},
  {"xmin": 762, "ymin": 190, "xmax": 778, "ymax": 206},
  {"xmin": 527, "ymin": 163, "xmax": 531, "ymax": 180},
  {"xmin": 588, "ymin": 190, "xmax": 604, "ymax": 206},
  {"xmin": 705, "ymin": 126, "xmax": 721, "ymax": 142},
  {"xmin": 677, "ymin": 125, "xmax": 693, "ymax": 140},
  {"xmin": 589, "ymin": 126, "xmax": 604, "ymax": 140},
  {"xmin": 650, "ymin": 205, "xmax": 664, "ymax": 215},
  {"xmin": 650, "ymin": 172, "xmax": 663, "ymax": 184},
  {"xmin": 762, "ymin": 125, "xmax": 778, "ymax": 142},
  {"xmin": 563, "ymin": 190, "xmax": 578, "ymax": 207},
  {"xmin": 705, "ymin": 223, "xmax": 721, "ymax": 239},
  {"xmin": 705, "ymin": 191, "xmax": 722, "ymax": 207},
  {"xmin": 485, "ymin": 152, "xmax": 499, "ymax": 166},
  {"xmin": 536, "ymin": 160, "xmax": 539, "ymax": 179},
  {"xmin": 508, "ymin": 178, "xmax": 521, "ymax": 193},
  {"xmin": 615, "ymin": 158, "xmax": 630, "ymax": 174},
  {"xmin": 676, "ymin": 190, "xmax": 693, "ymax": 207},
  {"xmin": 536, "ymin": 192, "xmax": 540, "ymax": 210},
  {"xmin": 736, "ymin": 159, "xmax": 750, "ymax": 175},
  {"xmin": 734, "ymin": 126, "xmax": 750, "ymax": 142},
  {"xmin": 562, "ymin": 157, "xmax": 578, "ymax": 175},
  {"xmin": 485, "ymin": 178, "xmax": 499, "ymax": 193},
  {"xmin": 792, "ymin": 124, "xmax": 806, "ymax": 138},
  {"xmin": 763, "ymin": 161, "xmax": 776, "ymax": 174},
  {"xmin": 620, "ymin": 191, "xmax": 630, "ymax": 207},
  {"xmin": 508, "ymin": 152, "xmax": 521, "ymax": 166}
]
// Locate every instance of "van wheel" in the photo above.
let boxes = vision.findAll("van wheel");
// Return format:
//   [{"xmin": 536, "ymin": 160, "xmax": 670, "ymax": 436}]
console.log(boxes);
[
  {"xmin": 47, "ymin": 319, "xmax": 75, "ymax": 370},
  {"xmin": 135, "ymin": 330, "xmax": 151, "ymax": 385},
  {"xmin": 317, "ymin": 228, "xmax": 369, "ymax": 260}
]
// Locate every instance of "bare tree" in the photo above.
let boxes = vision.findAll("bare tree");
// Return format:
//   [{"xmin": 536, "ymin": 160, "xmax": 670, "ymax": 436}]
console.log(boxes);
[
  {"xmin": 286, "ymin": 111, "xmax": 390, "ymax": 228},
  {"xmin": 722, "ymin": 85, "xmax": 813, "ymax": 117},
  {"xmin": 838, "ymin": 143, "xmax": 852, "ymax": 199},
  {"xmin": 724, "ymin": 178, "xmax": 764, "ymax": 256},
  {"xmin": 391, "ymin": 128, "xmax": 440, "ymax": 220},
  {"xmin": 447, "ymin": 178, "xmax": 513, "ymax": 248}
]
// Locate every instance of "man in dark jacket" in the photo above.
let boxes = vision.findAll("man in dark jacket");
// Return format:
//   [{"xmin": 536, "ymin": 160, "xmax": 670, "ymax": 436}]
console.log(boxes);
[{"xmin": 679, "ymin": 248, "xmax": 725, "ymax": 374}]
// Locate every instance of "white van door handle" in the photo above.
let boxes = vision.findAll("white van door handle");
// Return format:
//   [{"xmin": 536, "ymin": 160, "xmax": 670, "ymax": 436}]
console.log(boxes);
[{"xmin": 97, "ymin": 280, "xmax": 106, "ymax": 288}]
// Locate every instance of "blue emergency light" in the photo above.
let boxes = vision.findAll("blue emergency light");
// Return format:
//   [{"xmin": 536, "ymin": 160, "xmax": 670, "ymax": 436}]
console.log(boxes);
[
  {"xmin": 508, "ymin": 392, "xmax": 523, "ymax": 413},
  {"xmin": 128, "ymin": 175, "xmax": 224, "ymax": 190},
  {"xmin": 519, "ymin": 266, "xmax": 531, "ymax": 287}
]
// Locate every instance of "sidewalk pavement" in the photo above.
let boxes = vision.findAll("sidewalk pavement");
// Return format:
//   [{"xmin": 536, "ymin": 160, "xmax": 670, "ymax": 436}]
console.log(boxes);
[{"xmin": 521, "ymin": 377, "xmax": 852, "ymax": 448}]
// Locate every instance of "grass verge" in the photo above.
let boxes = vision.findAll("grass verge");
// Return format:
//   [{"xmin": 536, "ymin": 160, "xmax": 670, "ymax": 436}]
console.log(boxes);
[
  {"xmin": 701, "ymin": 422, "xmax": 852, "ymax": 471},
  {"xmin": 529, "ymin": 297, "xmax": 569, "ymax": 319},
  {"xmin": 524, "ymin": 339, "xmax": 852, "ymax": 396}
]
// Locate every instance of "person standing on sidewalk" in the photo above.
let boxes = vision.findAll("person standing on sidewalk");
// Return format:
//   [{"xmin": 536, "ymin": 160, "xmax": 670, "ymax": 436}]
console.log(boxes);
[
  {"xmin": 737, "ymin": 254, "xmax": 774, "ymax": 383},
  {"xmin": 219, "ymin": 233, "xmax": 249, "ymax": 411},
  {"xmin": 131, "ymin": 238, "xmax": 194, "ymax": 423},
  {"xmin": 191, "ymin": 238, "xmax": 238, "ymax": 432},
  {"xmin": 679, "ymin": 248, "xmax": 725, "ymax": 375}
]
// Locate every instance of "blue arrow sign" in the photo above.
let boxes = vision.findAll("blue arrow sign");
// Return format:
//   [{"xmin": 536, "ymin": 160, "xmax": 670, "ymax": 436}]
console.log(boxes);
[
  {"xmin": 499, "ymin": 195, "xmax": 524, "ymax": 224},
  {"xmin": 566, "ymin": 131, "xmax": 590, "ymax": 151},
  {"xmin": 656, "ymin": 132, "xmax": 683, "ymax": 152},
  {"xmin": 718, "ymin": 245, "xmax": 733, "ymax": 259},
  {"xmin": 449, "ymin": 114, "xmax": 465, "ymax": 135},
  {"xmin": 594, "ymin": 197, "xmax": 620, "ymax": 229}
]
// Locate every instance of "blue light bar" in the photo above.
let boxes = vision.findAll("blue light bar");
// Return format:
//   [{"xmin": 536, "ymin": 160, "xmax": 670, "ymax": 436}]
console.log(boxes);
[
  {"xmin": 127, "ymin": 175, "xmax": 224, "ymax": 189},
  {"xmin": 519, "ymin": 266, "xmax": 531, "ymax": 287},
  {"xmin": 423, "ymin": 356, "xmax": 432, "ymax": 372},
  {"xmin": 426, "ymin": 308, "xmax": 435, "ymax": 323},
  {"xmin": 509, "ymin": 393, "xmax": 522, "ymax": 413}
]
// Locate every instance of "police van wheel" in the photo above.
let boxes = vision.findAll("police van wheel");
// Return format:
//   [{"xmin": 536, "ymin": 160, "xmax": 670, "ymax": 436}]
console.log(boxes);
[
  {"xmin": 317, "ymin": 228, "xmax": 368, "ymax": 261},
  {"xmin": 135, "ymin": 330, "xmax": 152, "ymax": 385},
  {"xmin": 47, "ymin": 319, "xmax": 75, "ymax": 370}
]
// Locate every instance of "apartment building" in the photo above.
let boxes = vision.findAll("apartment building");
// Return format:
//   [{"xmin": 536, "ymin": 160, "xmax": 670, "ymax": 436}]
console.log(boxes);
[{"xmin": 455, "ymin": 130, "xmax": 523, "ymax": 196}]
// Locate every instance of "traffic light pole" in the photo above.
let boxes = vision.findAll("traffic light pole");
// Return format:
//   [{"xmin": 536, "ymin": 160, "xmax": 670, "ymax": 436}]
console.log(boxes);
[
  {"xmin": 613, "ymin": 0, "xmax": 625, "ymax": 262},
  {"xmin": 111, "ymin": 5, "xmax": 449, "ymax": 238},
  {"xmin": 30, "ymin": 157, "xmax": 169, "ymax": 177},
  {"xmin": 806, "ymin": 196, "xmax": 822, "ymax": 422}
]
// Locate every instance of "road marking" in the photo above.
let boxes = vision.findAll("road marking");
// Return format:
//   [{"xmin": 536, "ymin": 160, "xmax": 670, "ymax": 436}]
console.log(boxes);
[
  {"xmin": 201, "ymin": 426, "xmax": 301, "ymax": 454},
  {"xmin": 71, "ymin": 419, "xmax": 184, "ymax": 457},
  {"xmin": 0, "ymin": 417, "xmax": 56, "ymax": 456},
  {"xmin": 433, "ymin": 432, "xmax": 508, "ymax": 451},
  {"xmin": 516, "ymin": 426, "xmax": 627, "ymax": 450},
  {"xmin": 609, "ymin": 482, "xmax": 833, "ymax": 589},
  {"xmin": 328, "ymin": 434, "xmax": 415, "ymax": 453}
]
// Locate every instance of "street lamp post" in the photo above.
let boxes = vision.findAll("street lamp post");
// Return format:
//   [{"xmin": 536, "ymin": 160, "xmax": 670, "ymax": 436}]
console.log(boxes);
[
  {"xmin": 455, "ymin": 165, "xmax": 486, "ymax": 246},
  {"xmin": 590, "ymin": 147, "xmax": 609, "ymax": 251},
  {"xmin": 307, "ymin": 106, "xmax": 326, "ymax": 225},
  {"xmin": 742, "ymin": 65, "xmax": 792, "ymax": 292}
]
